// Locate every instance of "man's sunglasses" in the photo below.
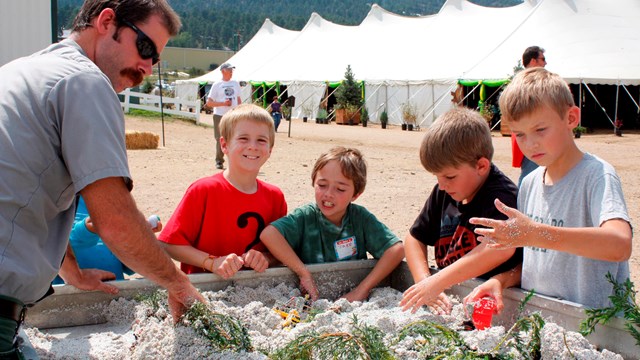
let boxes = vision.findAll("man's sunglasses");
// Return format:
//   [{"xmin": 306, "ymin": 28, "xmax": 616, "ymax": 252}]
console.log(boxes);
[{"xmin": 119, "ymin": 18, "xmax": 160, "ymax": 65}]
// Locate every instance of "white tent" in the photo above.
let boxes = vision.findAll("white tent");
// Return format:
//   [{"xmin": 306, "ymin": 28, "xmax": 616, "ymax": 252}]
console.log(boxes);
[
  {"xmin": 175, "ymin": 19, "xmax": 300, "ymax": 104},
  {"xmin": 462, "ymin": 0, "xmax": 640, "ymax": 84},
  {"xmin": 177, "ymin": 0, "xmax": 640, "ymax": 126}
]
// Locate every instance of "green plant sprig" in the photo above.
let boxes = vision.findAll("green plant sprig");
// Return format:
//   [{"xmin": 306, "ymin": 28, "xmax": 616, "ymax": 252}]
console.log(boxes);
[
  {"xmin": 393, "ymin": 320, "xmax": 470, "ymax": 358},
  {"xmin": 488, "ymin": 290, "xmax": 544, "ymax": 359},
  {"xmin": 133, "ymin": 289, "xmax": 165, "ymax": 312},
  {"xmin": 579, "ymin": 273, "xmax": 640, "ymax": 347},
  {"xmin": 270, "ymin": 315, "xmax": 393, "ymax": 360},
  {"xmin": 182, "ymin": 302, "xmax": 253, "ymax": 352}
]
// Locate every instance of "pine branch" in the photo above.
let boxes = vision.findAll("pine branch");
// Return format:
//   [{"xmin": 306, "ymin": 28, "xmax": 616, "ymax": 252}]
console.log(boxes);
[
  {"xmin": 133, "ymin": 290, "xmax": 165, "ymax": 312},
  {"xmin": 579, "ymin": 273, "xmax": 640, "ymax": 347},
  {"xmin": 270, "ymin": 315, "xmax": 393, "ymax": 360},
  {"xmin": 395, "ymin": 320, "xmax": 485, "ymax": 358},
  {"xmin": 492, "ymin": 313, "xmax": 544, "ymax": 360},
  {"xmin": 181, "ymin": 302, "xmax": 253, "ymax": 352}
]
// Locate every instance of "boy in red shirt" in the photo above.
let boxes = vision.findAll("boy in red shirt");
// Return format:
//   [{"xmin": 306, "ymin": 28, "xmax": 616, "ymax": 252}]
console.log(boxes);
[{"xmin": 159, "ymin": 104, "xmax": 287, "ymax": 278}]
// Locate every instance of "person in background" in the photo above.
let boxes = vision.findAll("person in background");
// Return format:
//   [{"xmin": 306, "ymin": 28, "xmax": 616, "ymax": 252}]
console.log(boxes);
[
  {"xmin": 52, "ymin": 196, "xmax": 163, "ymax": 284},
  {"xmin": 511, "ymin": 46, "xmax": 547, "ymax": 186},
  {"xmin": 206, "ymin": 63, "xmax": 242, "ymax": 170},
  {"xmin": 260, "ymin": 146, "xmax": 405, "ymax": 302},
  {"xmin": 399, "ymin": 107, "xmax": 520, "ymax": 314},
  {"xmin": 159, "ymin": 104, "xmax": 287, "ymax": 279},
  {"xmin": 270, "ymin": 96, "xmax": 282, "ymax": 132},
  {"xmin": 0, "ymin": 0, "xmax": 204, "ymax": 356},
  {"xmin": 464, "ymin": 68, "xmax": 631, "ymax": 313}
]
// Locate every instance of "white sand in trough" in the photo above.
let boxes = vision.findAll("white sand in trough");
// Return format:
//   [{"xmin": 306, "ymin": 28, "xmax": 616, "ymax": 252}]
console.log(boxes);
[{"xmin": 26, "ymin": 283, "xmax": 623, "ymax": 359}]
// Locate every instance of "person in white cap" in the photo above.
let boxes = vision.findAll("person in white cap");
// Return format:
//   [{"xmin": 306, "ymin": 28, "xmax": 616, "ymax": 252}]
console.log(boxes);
[{"xmin": 206, "ymin": 63, "xmax": 242, "ymax": 169}]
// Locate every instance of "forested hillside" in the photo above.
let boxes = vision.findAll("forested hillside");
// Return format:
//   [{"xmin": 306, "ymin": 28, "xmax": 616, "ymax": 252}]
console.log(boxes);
[{"xmin": 58, "ymin": 0, "xmax": 521, "ymax": 50}]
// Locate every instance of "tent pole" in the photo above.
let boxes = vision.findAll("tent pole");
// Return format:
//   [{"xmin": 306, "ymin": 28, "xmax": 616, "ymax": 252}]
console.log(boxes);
[
  {"xmin": 157, "ymin": 62, "xmax": 165, "ymax": 147},
  {"xmin": 420, "ymin": 82, "xmax": 457, "ymax": 128},
  {"xmin": 579, "ymin": 81, "xmax": 583, "ymax": 126},
  {"xmin": 364, "ymin": 83, "xmax": 384, "ymax": 123},
  {"xmin": 614, "ymin": 80, "xmax": 620, "ymax": 123},
  {"xmin": 431, "ymin": 83, "xmax": 435, "ymax": 124},
  {"xmin": 621, "ymin": 84, "xmax": 640, "ymax": 111},
  {"xmin": 287, "ymin": 81, "xmax": 294, "ymax": 138},
  {"xmin": 385, "ymin": 83, "xmax": 388, "ymax": 117},
  {"xmin": 583, "ymin": 82, "xmax": 614, "ymax": 127}
]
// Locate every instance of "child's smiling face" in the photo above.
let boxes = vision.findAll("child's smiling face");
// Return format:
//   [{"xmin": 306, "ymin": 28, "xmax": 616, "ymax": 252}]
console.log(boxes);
[
  {"xmin": 222, "ymin": 119, "xmax": 272, "ymax": 173},
  {"xmin": 313, "ymin": 160, "xmax": 359, "ymax": 226}
]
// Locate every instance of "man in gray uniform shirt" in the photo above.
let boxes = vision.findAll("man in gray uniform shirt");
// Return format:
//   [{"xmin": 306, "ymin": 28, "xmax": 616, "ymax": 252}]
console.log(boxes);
[{"xmin": 0, "ymin": 0, "xmax": 204, "ymax": 356}]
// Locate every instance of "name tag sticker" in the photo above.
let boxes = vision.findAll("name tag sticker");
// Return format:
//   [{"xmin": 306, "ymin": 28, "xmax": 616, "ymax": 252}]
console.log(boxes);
[{"xmin": 334, "ymin": 236, "xmax": 357, "ymax": 260}]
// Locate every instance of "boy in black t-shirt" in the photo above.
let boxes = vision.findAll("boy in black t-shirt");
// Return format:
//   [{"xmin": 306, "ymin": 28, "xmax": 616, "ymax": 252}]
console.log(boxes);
[{"xmin": 400, "ymin": 107, "xmax": 520, "ymax": 314}]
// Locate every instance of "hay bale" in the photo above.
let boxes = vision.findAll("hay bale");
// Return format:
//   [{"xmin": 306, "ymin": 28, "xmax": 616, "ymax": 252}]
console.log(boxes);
[{"xmin": 126, "ymin": 131, "xmax": 159, "ymax": 150}]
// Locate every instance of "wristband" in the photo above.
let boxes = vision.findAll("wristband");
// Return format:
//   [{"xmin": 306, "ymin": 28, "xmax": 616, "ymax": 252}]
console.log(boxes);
[{"xmin": 202, "ymin": 254, "xmax": 216, "ymax": 272}]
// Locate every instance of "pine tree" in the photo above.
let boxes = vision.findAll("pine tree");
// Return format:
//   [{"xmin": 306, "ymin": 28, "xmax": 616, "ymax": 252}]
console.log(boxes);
[{"xmin": 335, "ymin": 65, "xmax": 362, "ymax": 109}]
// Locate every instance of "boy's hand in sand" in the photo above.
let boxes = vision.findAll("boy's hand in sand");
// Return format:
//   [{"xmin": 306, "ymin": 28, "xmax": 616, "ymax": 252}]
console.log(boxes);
[
  {"xmin": 463, "ymin": 278, "xmax": 505, "ymax": 315},
  {"xmin": 470, "ymin": 198, "xmax": 540, "ymax": 250},
  {"xmin": 400, "ymin": 278, "xmax": 452, "ymax": 314},
  {"xmin": 241, "ymin": 249, "xmax": 269, "ymax": 273},
  {"xmin": 340, "ymin": 286, "xmax": 369, "ymax": 302},
  {"xmin": 211, "ymin": 254, "xmax": 244, "ymax": 279},
  {"xmin": 299, "ymin": 273, "xmax": 319, "ymax": 301}
]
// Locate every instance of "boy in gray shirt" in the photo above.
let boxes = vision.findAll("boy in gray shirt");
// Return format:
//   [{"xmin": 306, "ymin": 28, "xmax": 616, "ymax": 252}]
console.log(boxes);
[{"xmin": 465, "ymin": 67, "xmax": 632, "ymax": 312}]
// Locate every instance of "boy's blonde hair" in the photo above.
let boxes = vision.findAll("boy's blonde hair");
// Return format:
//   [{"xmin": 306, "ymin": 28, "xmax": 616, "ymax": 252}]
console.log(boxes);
[
  {"xmin": 220, "ymin": 104, "xmax": 276, "ymax": 147},
  {"xmin": 312, "ymin": 147, "xmax": 367, "ymax": 196},
  {"xmin": 499, "ymin": 67, "xmax": 574, "ymax": 123},
  {"xmin": 420, "ymin": 107, "xmax": 493, "ymax": 173}
]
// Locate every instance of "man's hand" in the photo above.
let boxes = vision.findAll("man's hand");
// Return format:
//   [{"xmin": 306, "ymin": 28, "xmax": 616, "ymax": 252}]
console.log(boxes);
[
  {"xmin": 241, "ymin": 250, "xmax": 269, "ymax": 273},
  {"xmin": 470, "ymin": 198, "xmax": 540, "ymax": 249},
  {"xmin": 210, "ymin": 254, "xmax": 244, "ymax": 279},
  {"xmin": 62, "ymin": 268, "xmax": 119, "ymax": 295},
  {"xmin": 167, "ymin": 281, "xmax": 207, "ymax": 323}
]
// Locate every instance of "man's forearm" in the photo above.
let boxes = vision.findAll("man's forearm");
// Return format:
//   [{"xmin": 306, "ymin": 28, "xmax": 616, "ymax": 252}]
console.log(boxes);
[{"xmin": 81, "ymin": 177, "xmax": 189, "ymax": 291}]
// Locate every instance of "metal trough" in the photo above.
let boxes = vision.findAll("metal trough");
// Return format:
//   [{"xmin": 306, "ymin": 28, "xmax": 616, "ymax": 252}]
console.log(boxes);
[{"xmin": 25, "ymin": 260, "xmax": 638, "ymax": 359}]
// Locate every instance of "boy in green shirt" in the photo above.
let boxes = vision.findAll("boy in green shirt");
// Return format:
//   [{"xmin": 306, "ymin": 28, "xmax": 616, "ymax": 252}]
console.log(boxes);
[{"xmin": 261, "ymin": 147, "xmax": 404, "ymax": 302}]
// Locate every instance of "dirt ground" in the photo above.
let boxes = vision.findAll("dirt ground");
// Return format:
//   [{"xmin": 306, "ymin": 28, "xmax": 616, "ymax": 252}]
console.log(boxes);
[{"xmin": 125, "ymin": 114, "xmax": 640, "ymax": 288}]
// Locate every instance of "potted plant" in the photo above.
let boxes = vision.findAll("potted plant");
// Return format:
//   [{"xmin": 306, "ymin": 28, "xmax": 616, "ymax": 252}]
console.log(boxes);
[
  {"xmin": 300, "ymin": 104, "xmax": 313, "ymax": 123},
  {"xmin": 282, "ymin": 104, "xmax": 291, "ymax": 121},
  {"xmin": 335, "ymin": 65, "xmax": 362, "ymax": 125},
  {"xmin": 614, "ymin": 119, "xmax": 623, "ymax": 136},
  {"xmin": 401, "ymin": 101, "xmax": 418, "ymax": 131},
  {"xmin": 361, "ymin": 106, "xmax": 369, "ymax": 127},
  {"xmin": 316, "ymin": 108, "xmax": 328, "ymax": 124},
  {"xmin": 479, "ymin": 102, "xmax": 495, "ymax": 126},
  {"xmin": 573, "ymin": 125, "xmax": 587, "ymax": 138},
  {"xmin": 380, "ymin": 110, "xmax": 388, "ymax": 129}
]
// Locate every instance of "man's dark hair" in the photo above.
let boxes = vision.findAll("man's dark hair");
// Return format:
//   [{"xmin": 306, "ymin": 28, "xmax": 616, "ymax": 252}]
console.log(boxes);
[
  {"xmin": 522, "ymin": 46, "xmax": 545, "ymax": 67},
  {"xmin": 72, "ymin": 0, "xmax": 181, "ymax": 36}
]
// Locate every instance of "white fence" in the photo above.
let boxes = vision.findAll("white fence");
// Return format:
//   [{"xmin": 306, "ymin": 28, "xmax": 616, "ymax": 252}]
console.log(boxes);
[{"xmin": 119, "ymin": 88, "xmax": 201, "ymax": 120}]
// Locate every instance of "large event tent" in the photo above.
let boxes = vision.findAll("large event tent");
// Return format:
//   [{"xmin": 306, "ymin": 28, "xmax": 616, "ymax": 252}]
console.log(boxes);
[{"xmin": 176, "ymin": 0, "xmax": 640, "ymax": 127}]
